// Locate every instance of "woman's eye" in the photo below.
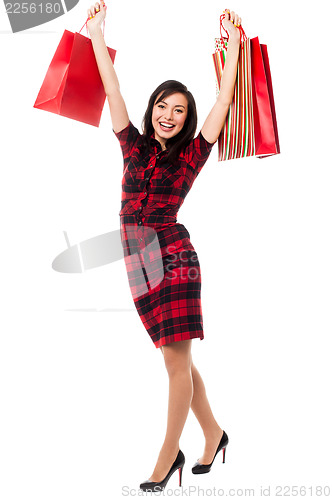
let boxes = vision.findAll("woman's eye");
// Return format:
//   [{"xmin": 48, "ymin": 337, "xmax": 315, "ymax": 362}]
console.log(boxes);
[
  {"xmin": 158, "ymin": 104, "xmax": 165, "ymax": 109},
  {"xmin": 175, "ymin": 109, "xmax": 183, "ymax": 113}
]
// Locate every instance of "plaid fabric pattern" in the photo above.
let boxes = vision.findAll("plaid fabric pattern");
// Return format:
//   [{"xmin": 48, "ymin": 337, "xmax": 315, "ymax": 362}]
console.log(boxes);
[{"xmin": 114, "ymin": 121, "xmax": 215, "ymax": 348}]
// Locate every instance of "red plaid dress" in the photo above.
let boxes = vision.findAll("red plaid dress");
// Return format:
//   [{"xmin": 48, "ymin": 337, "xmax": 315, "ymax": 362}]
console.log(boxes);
[{"xmin": 114, "ymin": 121, "xmax": 215, "ymax": 348}]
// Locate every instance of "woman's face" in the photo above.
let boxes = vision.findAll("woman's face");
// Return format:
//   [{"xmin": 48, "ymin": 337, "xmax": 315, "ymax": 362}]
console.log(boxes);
[{"xmin": 151, "ymin": 92, "xmax": 188, "ymax": 149}]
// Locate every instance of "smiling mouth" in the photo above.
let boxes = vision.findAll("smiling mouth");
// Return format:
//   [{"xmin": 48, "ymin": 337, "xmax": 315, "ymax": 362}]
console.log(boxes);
[{"xmin": 159, "ymin": 122, "xmax": 175, "ymax": 131}]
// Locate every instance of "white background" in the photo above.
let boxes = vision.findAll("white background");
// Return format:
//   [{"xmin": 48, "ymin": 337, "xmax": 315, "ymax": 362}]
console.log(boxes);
[{"xmin": 1, "ymin": 0, "xmax": 332, "ymax": 498}]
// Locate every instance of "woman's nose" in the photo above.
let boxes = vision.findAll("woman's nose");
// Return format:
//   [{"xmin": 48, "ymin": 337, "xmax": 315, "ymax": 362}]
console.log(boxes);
[{"xmin": 165, "ymin": 110, "xmax": 173, "ymax": 121}]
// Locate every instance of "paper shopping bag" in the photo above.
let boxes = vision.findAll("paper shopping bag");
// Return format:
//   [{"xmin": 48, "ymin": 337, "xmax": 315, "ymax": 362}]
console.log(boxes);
[
  {"xmin": 213, "ymin": 35, "xmax": 255, "ymax": 160},
  {"xmin": 250, "ymin": 37, "xmax": 280, "ymax": 157},
  {"xmin": 34, "ymin": 23, "xmax": 116, "ymax": 127},
  {"xmin": 212, "ymin": 15, "xmax": 280, "ymax": 160}
]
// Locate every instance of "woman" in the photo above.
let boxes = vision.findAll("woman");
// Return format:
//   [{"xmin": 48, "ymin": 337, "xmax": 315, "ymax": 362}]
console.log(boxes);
[{"xmin": 87, "ymin": 2, "xmax": 242, "ymax": 492}]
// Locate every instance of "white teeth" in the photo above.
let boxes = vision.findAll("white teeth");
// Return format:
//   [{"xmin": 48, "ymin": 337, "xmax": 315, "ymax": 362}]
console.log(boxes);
[{"xmin": 160, "ymin": 123, "xmax": 174, "ymax": 128}]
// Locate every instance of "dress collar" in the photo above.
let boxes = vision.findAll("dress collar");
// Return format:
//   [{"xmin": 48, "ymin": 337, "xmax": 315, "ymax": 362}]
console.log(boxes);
[{"xmin": 150, "ymin": 132, "xmax": 167, "ymax": 154}]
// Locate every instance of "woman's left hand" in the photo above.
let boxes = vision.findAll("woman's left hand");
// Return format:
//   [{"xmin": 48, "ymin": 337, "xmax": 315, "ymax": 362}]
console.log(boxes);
[{"xmin": 222, "ymin": 9, "xmax": 242, "ymax": 40}]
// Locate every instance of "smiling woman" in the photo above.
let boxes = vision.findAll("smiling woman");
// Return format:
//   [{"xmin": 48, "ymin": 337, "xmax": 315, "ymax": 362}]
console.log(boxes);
[
  {"xmin": 141, "ymin": 80, "xmax": 198, "ymax": 163},
  {"xmin": 152, "ymin": 94, "xmax": 188, "ymax": 147},
  {"xmin": 87, "ymin": 1, "xmax": 241, "ymax": 493}
]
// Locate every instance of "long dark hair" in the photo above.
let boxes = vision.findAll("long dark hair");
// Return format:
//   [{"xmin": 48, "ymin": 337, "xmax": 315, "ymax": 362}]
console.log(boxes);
[{"xmin": 141, "ymin": 80, "xmax": 197, "ymax": 164}]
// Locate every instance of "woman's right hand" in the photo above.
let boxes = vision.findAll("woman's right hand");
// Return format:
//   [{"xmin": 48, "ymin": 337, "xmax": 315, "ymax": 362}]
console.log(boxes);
[{"xmin": 87, "ymin": 2, "xmax": 107, "ymax": 34}]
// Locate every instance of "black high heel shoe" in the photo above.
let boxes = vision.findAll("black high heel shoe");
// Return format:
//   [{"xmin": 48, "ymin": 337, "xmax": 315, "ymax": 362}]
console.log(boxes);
[
  {"xmin": 139, "ymin": 449, "xmax": 185, "ymax": 492},
  {"xmin": 192, "ymin": 430, "xmax": 229, "ymax": 474}
]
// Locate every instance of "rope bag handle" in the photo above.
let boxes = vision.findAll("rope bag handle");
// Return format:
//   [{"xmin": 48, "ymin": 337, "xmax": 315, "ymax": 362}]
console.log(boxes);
[{"xmin": 217, "ymin": 12, "xmax": 247, "ymax": 50}]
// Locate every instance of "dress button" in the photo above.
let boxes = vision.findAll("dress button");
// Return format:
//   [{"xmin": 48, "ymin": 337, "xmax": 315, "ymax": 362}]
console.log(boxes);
[
  {"xmin": 156, "ymin": 156, "xmax": 159, "ymax": 159},
  {"xmin": 137, "ymin": 220, "xmax": 142, "ymax": 226},
  {"xmin": 143, "ymin": 191, "xmax": 147, "ymax": 196},
  {"xmin": 138, "ymin": 206, "xmax": 142, "ymax": 212}
]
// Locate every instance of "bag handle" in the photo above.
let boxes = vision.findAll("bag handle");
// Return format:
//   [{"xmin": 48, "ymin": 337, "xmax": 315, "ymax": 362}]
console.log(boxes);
[
  {"xmin": 218, "ymin": 13, "xmax": 247, "ymax": 50},
  {"xmin": 78, "ymin": 17, "xmax": 105, "ymax": 37}
]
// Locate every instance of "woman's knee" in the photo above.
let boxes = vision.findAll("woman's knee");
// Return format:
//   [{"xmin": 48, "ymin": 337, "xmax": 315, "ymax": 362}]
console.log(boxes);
[{"xmin": 162, "ymin": 340, "xmax": 192, "ymax": 375}]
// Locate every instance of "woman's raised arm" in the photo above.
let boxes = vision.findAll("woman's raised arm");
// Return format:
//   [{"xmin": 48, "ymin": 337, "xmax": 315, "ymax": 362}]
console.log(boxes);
[
  {"xmin": 87, "ymin": 2, "xmax": 129, "ymax": 133},
  {"xmin": 200, "ymin": 10, "xmax": 242, "ymax": 144}
]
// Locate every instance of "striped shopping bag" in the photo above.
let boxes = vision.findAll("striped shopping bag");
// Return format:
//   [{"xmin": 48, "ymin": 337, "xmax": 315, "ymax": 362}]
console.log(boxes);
[{"xmin": 212, "ymin": 15, "xmax": 280, "ymax": 160}]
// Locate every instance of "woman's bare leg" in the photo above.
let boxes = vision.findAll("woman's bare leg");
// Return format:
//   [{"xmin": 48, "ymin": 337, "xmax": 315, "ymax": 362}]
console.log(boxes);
[
  {"xmin": 189, "ymin": 355, "xmax": 224, "ymax": 464},
  {"xmin": 157, "ymin": 345, "xmax": 224, "ymax": 468},
  {"xmin": 148, "ymin": 339, "xmax": 193, "ymax": 482}
]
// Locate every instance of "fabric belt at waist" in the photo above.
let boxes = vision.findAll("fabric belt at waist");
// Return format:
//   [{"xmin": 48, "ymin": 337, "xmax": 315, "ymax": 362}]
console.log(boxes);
[{"xmin": 119, "ymin": 214, "xmax": 177, "ymax": 224}]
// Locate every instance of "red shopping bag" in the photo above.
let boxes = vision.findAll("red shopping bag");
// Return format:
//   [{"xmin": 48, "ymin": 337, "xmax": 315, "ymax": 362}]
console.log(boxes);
[
  {"xmin": 250, "ymin": 37, "xmax": 280, "ymax": 156},
  {"xmin": 34, "ymin": 21, "xmax": 116, "ymax": 127},
  {"xmin": 212, "ymin": 15, "xmax": 280, "ymax": 160}
]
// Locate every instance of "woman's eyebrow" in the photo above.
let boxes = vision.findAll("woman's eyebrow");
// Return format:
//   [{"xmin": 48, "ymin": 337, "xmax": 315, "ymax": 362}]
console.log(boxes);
[{"xmin": 159, "ymin": 100, "xmax": 186, "ymax": 108}]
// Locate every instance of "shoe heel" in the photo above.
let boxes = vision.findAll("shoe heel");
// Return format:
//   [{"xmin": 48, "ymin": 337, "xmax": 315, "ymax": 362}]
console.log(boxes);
[
  {"xmin": 178, "ymin": 465, "xmax": 183, "ymax": 487},
  {"xmin": 222, "ymin": 447, "xmax": 226, "ymax": 463}
]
